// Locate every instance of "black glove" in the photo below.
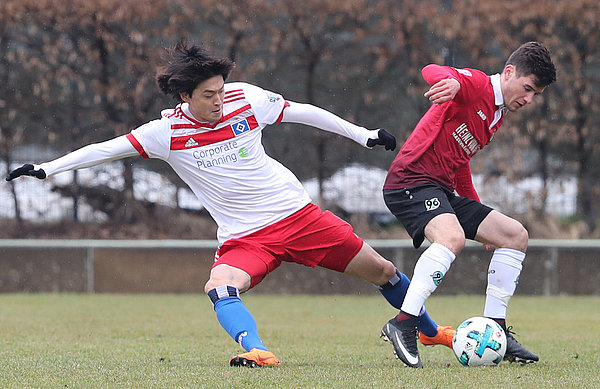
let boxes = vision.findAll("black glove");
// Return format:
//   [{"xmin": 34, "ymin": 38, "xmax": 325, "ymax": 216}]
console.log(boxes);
[
  {"xmin": 5, "ymin": 164, "xmax": 46, "ymax": 181},
  {"xmin": 366, "ymin": 128, "xmax": 396, "ymax": 151}
]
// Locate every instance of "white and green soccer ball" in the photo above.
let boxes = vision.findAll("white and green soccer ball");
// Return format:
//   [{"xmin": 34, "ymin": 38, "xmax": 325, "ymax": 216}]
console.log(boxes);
[{"xmin": 452, "ymin": 316, "xmax": 507, "ymax": 367}]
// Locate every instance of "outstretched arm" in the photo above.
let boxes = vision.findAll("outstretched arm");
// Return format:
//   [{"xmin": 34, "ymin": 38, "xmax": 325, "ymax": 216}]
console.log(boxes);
[
  {"xmin": 6, "ymin": 135, "xmax": 138, "ymax": 181},
  {"xmin": 280, "ymin": 101, "xmax": 396, "ymax": 150}
]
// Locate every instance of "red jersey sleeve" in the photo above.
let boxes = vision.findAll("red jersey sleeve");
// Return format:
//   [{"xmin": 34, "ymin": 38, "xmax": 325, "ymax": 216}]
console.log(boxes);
[
  {"xmin": 421, "ymin": 64, "xmax": 459, "ymax": 85},
  {"xmin": 454, "ymin": 163, "xmax": 480, "ymax": 202},
  {"xmin": 422, "ymin": 65, "xmax": 489, "ymax": 106}
]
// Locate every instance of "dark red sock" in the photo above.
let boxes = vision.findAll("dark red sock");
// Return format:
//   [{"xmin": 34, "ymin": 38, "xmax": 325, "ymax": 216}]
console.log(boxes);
[
  {"xmin": 397, "ymin": 310, "xmax": 417, "ymax": 322},
  {"xmin": 490, "ymin": 317, "xmax": 506, "ymax": 330}
]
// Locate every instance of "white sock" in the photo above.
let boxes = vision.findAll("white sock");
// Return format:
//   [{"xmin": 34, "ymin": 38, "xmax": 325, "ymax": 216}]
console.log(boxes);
[
  {"xmin": 484, "ymin": 248, "xmax": 525, "ymax": 318},
  {"xmin": 401, "ymin": 243, "xmax": 455, "ymax": 316}
]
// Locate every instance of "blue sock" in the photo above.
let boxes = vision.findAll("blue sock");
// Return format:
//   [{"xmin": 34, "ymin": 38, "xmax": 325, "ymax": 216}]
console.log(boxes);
[
  {"xmin": 417, "ymin": 309, "xmax": 438, "ymax": 337},
  {"xmin": 209, "ymin": 287, "xmax": 267, "ymax": 352},
  {"xmin": 378, "ymin": 269, "xmax": 439, "ymax": 337}
]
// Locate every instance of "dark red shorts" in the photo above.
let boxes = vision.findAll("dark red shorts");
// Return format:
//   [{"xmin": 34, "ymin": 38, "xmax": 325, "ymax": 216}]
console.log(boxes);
[{"xmin": 213, "ymin": 203, "xmax": 363, "ymax": 289}]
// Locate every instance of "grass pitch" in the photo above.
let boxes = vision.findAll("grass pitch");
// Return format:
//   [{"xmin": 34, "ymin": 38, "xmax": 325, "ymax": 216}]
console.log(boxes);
[{"xmin": 0, "ymin": 294, "xmax": 598, "ymax": 388}]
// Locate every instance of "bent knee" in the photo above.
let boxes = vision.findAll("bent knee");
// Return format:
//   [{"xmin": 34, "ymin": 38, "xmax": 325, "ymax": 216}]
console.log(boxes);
[
  {"xmin": 204, "ymin": 265, "xmax": 251, "ymax": 294},
  {"xmin": 204, "ymin": 278, "xmax": 251, "ymax": 294},
  {"xmin": 368, "ymin": 259, "xmax": 398, "ymax": 286},
  {"xmin": 345, "ymin": 248, "xmax": 398, "ymax": 285},
  {"xmin": 508, "ymin": 223, "xmax": 529, "ymax": 251},
  {"xmin": 204, "ymin": 280, "xmax": 220, "ymax": 294},
  {"xmin": 380, "ymin": 260, "xmax": 398, "ymax": 282},
  {"xmin": 437, "ymin": 230, "xmax": 466, "ymax": 254}
]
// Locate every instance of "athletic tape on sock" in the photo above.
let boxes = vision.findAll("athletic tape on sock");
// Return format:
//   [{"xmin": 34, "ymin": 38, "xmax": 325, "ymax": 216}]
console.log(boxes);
[
  {"xmin": 486, "ymin": 283, "xmax": 513, "ymax": 302},
  {"xmin": 207, "ymin": 285, "xmax": 240, "ymax": 306},
  {"xmin": 484, "ymin": 248, "xmax": 526, "ymax": 318},
  {"xmin": 379, "ymin": 268, "xmax": 402, "ymax": 290}
]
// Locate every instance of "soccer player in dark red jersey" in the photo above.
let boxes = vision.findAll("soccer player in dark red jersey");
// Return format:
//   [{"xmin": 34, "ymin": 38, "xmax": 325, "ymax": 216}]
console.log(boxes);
[{"xmin": 380, "ymin": 42, "xmax": 556, "ymax": 368}]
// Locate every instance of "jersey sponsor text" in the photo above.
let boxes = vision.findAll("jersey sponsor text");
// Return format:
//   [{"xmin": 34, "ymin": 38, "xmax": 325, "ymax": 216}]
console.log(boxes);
[
  {"xmin": 194, "ymin": 140, "xmax": 240, "ymax": 169},
  {"xmin": 452, "ymin": 123, "xmax": 481, "ymax": 156}
]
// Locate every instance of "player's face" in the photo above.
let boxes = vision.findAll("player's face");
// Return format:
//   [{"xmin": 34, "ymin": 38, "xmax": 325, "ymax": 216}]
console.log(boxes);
[
  {"xmin": 180, "ymin": 75, "xmax": 225, "ymax": 123},
  {"xmin": 501, "ymin": 65, "xmax": 546, "ymax": 112}
]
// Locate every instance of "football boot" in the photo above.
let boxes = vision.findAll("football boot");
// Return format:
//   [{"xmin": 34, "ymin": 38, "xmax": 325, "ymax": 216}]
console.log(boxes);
[
  {"xmin": 419, "ymin": 325, "xmax": 455, "ymax": 349},
  {"xmin": 381, "ymin": 316, "xmax": 423, "ymax": 368},
  {"xmin": 503, "ymin": 327, "xmax": 539, "ymax": 364},
  {"xmin": 230, "ymin": 348, "xmax": 280, "ymax": 367}
]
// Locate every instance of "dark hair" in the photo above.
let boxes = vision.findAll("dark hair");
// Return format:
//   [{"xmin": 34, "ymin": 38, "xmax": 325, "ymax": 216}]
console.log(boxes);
[
  {"xmin": 156, "ymin": 41, "xmax": 235, "ymax": 101},
  {"xmin": 505, "ymin": 41, "xmax": 556, "ymax": 87}
]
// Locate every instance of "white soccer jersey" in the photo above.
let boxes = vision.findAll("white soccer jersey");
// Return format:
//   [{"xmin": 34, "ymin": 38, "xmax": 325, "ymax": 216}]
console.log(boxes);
[{"xmin": 127, "ymin": 82, "xmax": 311, "ymax": 243}]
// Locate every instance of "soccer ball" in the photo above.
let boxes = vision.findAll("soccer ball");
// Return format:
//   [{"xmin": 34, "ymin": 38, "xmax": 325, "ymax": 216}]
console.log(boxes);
[{"xmin": 452, "ymin": 316, "xmax": 507, "ymax": 367}]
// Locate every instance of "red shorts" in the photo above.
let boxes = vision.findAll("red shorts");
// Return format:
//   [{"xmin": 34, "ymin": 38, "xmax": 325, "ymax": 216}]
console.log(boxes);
[{"xmin": 213, "ymin": 203, "xmax": 364, "ymax": 289}]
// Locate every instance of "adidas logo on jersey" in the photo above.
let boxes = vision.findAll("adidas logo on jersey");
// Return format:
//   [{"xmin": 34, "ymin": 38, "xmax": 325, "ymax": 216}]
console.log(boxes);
[{"xmin": 185, "ymin": 137, "xmax": 198, "ymax": 148}]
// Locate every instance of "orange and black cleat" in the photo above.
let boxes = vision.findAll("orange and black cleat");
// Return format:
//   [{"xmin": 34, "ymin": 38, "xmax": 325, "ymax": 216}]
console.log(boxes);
[
  {"xmin": 419, "ymin": 325, "xmax": 455, "ymax": 349},
  {"xmin": 229, "ymin": 348, "xmax": 280, "ymax": 368}
]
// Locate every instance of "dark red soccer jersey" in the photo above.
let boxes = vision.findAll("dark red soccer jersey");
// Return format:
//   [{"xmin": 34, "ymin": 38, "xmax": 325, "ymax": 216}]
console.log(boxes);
[{"xmin": 384, "ymin": 64, "xmax": 506, "ymax": 202}]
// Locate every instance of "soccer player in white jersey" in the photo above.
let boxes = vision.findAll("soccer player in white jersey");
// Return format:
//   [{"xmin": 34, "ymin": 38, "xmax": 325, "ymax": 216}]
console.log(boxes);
[{"xmin": 6, "ymin": 42, "xmax": 454, "ymax": 367}]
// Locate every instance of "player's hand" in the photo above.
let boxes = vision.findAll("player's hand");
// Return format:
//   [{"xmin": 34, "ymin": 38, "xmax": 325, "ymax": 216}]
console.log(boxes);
[
  {"xmin": 5, "ymin": 164, "xmax": 46, "ymax": 181},
  {"xmin": 424, "ymin": 78, "xmax": 461, "ymax": 105},
  {"xmin": 366, "ymin": 128, "xmax": 396, "ymax": 151}
]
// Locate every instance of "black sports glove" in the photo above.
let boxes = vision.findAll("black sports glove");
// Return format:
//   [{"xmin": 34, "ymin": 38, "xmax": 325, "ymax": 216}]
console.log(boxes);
[
  {"xmin": 5, "ymin": 164, "xmax": 47, "ymax": 181},
  {"xmin": 366, "ymin": 128, "xmax": 396, "ymax": 151}
]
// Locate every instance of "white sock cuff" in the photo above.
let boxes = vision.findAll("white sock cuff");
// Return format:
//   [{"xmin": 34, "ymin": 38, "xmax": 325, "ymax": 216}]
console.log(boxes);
[
  {"xmin": 402, "ymin": 280, "xmax": 431, "ymax": 316},
  {"xmin": 428, "ymin": 243, "xmax": 456, "ymax": 264},
  {"xmin": 492, "ymin": 248, "xmax": 525, "ymax": 270}
]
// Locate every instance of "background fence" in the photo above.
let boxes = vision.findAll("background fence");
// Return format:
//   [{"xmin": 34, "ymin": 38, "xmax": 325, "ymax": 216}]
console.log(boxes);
[{"xmin": 1, "ymin": 239, "xmax": 598, "ymax": 295}]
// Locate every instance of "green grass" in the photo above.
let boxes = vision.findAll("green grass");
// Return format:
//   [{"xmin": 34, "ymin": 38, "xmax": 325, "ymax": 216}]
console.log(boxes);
[{"xmin": 0, "ymin": 294, "xmax": 598, "ymax": 388}]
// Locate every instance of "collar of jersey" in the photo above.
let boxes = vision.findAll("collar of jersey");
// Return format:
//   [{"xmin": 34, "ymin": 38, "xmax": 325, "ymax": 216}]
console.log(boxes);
[
  {"xmin": 179, "ymin": 102, "xmax": 252, "ymax": 130},
  {"xmin": 179, "ymin": 103, "xmax": 221, "ymax": 127},
  {"xmin": 490, "ymin": 74, "xmax": 504, "ymax": 109}
]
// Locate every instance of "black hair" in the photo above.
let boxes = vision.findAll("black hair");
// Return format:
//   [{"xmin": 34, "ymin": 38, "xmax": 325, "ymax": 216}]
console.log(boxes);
[
  {"xmin": 156, "ymin": 41, "xmax": 235, "ymax": 102},
  {"xmin": 505, "ymin": 41, "xmax": 556, "ymax": 87}
]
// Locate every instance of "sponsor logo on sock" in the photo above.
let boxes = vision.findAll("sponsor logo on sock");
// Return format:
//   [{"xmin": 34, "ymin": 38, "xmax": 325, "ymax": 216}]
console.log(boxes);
[
  {"xmin": 236, "ymin": 331, "xmax": 248, "ymax": 346},
  {"xmin": 431, "ymin": 271, "xmax": 444, "ymax": 286}
]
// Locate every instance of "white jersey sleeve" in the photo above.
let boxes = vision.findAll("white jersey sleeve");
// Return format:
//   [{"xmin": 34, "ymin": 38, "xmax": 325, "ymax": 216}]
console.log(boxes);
[
  {"xmin": 38, "ymin": 135, "xmax": 138, "ymax": 177},
  {"xmin": 281, "ymin": 101, "xmax": 377, "ymax": 147},
  {"xmin": 128, "ymin": 118, "xmax": 172, "ymax": 160}
]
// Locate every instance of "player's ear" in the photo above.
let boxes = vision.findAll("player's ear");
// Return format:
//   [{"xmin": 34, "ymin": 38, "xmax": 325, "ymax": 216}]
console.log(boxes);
[
  {"xmin": 503, "ymin": 64, "xmax": 515, "ymax": 80},
  {"xmin": 180, "ymin": 91, "xmax": 191, "ymax": 103}
]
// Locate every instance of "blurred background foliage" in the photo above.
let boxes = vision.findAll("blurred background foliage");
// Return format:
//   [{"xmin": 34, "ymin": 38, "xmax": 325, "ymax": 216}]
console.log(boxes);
[{"xmin": 0, "ymin": 0, "xmax": 598, "ymax": 236}]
